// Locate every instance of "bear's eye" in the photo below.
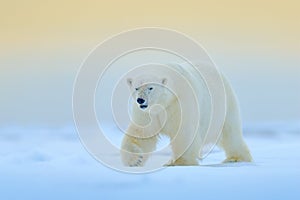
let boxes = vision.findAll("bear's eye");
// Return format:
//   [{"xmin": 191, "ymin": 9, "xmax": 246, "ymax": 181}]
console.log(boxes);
[
  {"xmin": 149, "ymin": 87, "xmax": 153, "ymax": 90},
  {"xmin": 135, "ymin": 88, "xmax": 138, "ymax": 91}
]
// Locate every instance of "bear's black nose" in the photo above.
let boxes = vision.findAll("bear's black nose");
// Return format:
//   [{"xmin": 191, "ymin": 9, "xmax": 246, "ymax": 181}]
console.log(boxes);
[{"xmin": 137, "ymin": 98, "xmax": 145, "ymax": 104}]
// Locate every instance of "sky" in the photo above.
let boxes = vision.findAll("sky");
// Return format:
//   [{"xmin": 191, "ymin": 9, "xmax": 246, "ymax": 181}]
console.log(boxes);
[{"xmin": 0, "ymin": 0, "xmax": 299, "ymax": 127}]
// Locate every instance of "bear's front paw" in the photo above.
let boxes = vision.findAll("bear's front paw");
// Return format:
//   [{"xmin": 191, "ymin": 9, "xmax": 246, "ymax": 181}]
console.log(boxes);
[
  {"xmin": 164, "ymin": 157, "xmax": 199, "ymax": 166},
  {"xmin": 121, "ymin": 144, "xmax": 146, "ymax": 167},
  {"xmin": 126, "ymin": 154, "xmax": 144, "ymax": 167}
]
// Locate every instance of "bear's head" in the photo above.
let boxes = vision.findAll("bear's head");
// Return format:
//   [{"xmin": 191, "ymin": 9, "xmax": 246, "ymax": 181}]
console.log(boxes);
[{"xmin": 127, "ymin": 75, "xmax": 168, "ymax": 111}]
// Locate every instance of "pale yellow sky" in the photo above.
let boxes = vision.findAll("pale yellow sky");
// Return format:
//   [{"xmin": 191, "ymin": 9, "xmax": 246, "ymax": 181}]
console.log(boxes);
[
  {"xmin": 1, "ymin": 0, "xmax": 299, "ymax": 53},
  {"xmin": 0, "ymin": 0, "xmax": 299, "ymax": 126}
]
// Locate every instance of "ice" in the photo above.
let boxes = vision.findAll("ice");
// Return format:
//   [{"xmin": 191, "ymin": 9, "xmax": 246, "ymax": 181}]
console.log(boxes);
[{"xmin": 0, "ymin": 122, "xmax": 299, "ymax": 200}]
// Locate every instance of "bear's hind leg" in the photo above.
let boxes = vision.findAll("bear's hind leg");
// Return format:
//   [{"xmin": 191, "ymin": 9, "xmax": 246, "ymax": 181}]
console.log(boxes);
[{"xmin": 219, "ymin": 123, "xmax": 252, "ymax": 163}]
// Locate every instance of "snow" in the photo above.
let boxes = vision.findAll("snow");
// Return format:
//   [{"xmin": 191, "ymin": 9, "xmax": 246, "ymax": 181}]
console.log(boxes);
[{"xmin": 0, "ymin": 124, "xmax": 299, "ymax": 200}]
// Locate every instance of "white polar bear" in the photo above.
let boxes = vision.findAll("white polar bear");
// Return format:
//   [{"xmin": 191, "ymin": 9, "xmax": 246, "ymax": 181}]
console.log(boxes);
[{"xmin": 121, "ymin": 63, "xmax": 252, "ymax": 167}]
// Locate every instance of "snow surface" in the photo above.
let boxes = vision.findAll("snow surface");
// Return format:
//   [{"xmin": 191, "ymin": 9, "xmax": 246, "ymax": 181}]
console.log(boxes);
[{"xmin": 0, "ymin": 124, "xmax": 299, "ymax": 200}]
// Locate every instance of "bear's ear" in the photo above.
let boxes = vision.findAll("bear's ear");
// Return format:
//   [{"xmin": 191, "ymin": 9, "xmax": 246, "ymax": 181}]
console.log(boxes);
[
  {"xmin": 127, "ymin": 78, "xmax": 133, "ymax": 87},
  {"xmin": 161, "ymin": 78, "xmax": 167, "ymax": 85}
]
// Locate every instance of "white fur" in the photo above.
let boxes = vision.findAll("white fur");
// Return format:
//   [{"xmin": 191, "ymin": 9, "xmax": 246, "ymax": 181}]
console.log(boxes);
[{"xmin": 121, "ymin": 63, "xmax": 252, "ymax": 166}]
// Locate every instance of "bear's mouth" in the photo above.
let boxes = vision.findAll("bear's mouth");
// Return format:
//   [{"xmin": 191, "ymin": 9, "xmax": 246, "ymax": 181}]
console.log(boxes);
[{"xmin": 140, "ymin": 105, "xmax": 148, "ymax": 109}]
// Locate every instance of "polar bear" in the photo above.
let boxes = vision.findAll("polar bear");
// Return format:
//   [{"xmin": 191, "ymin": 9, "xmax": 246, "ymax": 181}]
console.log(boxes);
[{"xmin": 121, "ymin": 63, "xmax": 252, "ymax": 167}]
